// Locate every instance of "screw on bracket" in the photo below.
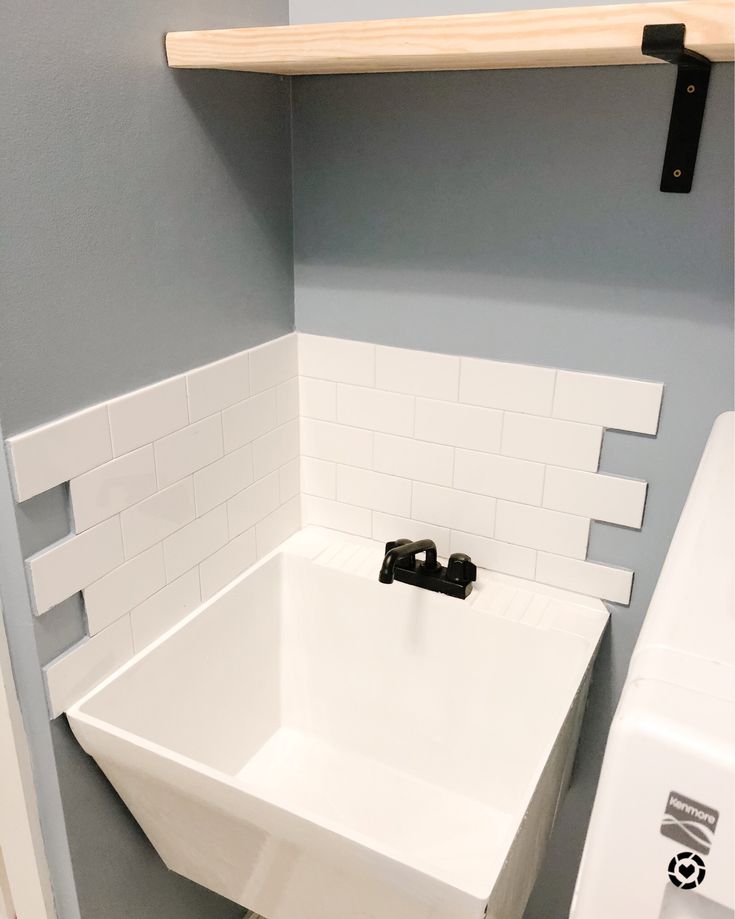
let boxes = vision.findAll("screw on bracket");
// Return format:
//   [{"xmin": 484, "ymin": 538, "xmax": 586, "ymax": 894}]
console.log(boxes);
[{"xmin": 642, "ymin": 23, "xmax": 712, "ymax": 193}]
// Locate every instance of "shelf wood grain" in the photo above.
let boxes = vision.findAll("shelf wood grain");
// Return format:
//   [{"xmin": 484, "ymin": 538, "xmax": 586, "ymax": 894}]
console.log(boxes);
[{"xmin": 165, "ymin": 0, "xmax": 734, "ymax": 75}]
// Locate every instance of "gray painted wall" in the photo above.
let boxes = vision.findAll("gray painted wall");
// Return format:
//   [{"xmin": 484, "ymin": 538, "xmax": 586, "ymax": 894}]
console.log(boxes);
[
  {"xmin": 291, "ymin": 63, "xmax": 734, "ymax": 918},
  {"xmin": 1, "ymin": 1, "xmax": 293, "ymax": 437},
  {"xmin": 1, "ymin": 0, "xmax": 293, "ymax": 916}
]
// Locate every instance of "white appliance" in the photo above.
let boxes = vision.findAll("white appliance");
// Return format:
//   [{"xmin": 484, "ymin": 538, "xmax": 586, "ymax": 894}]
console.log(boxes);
[{"xmin": 571, "ymin": 412, "xmax": 734, "ymax": 919}]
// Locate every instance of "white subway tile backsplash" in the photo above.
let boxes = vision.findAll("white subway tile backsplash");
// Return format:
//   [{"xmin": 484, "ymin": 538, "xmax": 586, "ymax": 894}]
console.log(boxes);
[
  {"xmin": 12, "ymin": 332, "xmax": 662, "ymax": 715},
  {"xmin": 193, "ymin": 445, "xmax": 254, "ymax": 517},
  {"xmin": 495, "ymin": 501, "xmax": 590, "ymax": 559},
  {"xmin": 227, "ymin": 472, "xmax": 280, "ymax": 538},
  {"xmin": 200, "ymin": 528, "xmax": 257, "ymax": 599},
  {"xmin": 70, "ymin": 445, "xmax": 157, "ymax": 532},
  {"xmin": 300, "ymin": 418, "xmax": 373, "ymax": 467},
  {"xmin": 83, "ymin": 545, "xmax": 166, "ymax": 635},
  {"xmin": 502, "ymin": 413, "xmax": 602, "ymax": 472},
  {"xmin": 256, "ymin": 496, "xmax": 301, "ymax": 557},
  {"xmin": 120, "ymin": 479, "xmax": 195, "ymax": 558},
  {"xmin": 372, "ymin": 513, "xmax": 451, "ymax": 557},
  {"xmin": 252, "ymin": 419, "xmax": 300, "ymax": 480},
  {"xmin": 460, "ymin": 358, "xmax": 555, "ymax": 416},
  {"xmin": 543, "ymin": 466, "xmax": 647, "ymax": 528},
  {"xmin": 449, "ymin": 531, "xmax": 536, "ymax": 580},
  {"xmin": 336, "ymin": 465, "xmax": 412, "ymax": 516},
  {"xmin": 536, "ymin": 552, "xmax": 633, "ymax": 604},
  {"xmin": 412, "ymin": 482, "xmax": 495, "ymax": 538},
  {"xmin": 373, "ymin": 434, "xmax": 453, "ymax": 486},
  {"xmin": 299, "ymin": 334, "xmax": 375, "ymax": 386},
  {"xmin": 29, "ymin": 518, "xmax": 124, "ymax": 615},
  {"xmin": 108, "ymin": 377, "xmax": 189, "ymax": 457},
  {"xmin": 453, "ymin": 449, "xmax": 545, "ymax": 505},
  {"xmin": 554, "ymin": 371, "xmax": 663, "ymax": 435},
  {"xmin": 163, "ymin": 504, "xmax": 228, "ymax": 582},
  {"xmin": 376, "ymin": 346, "xmax": 460, "ymax": 401},
  {"xmin": 249, "ymin": 334, "xmax": 297, "ymax": 394},
  {"xmin": 130, "ymin": 569, "xmax": 201, "ymax": 652},
  {"xmin": 301, "ymin": 457, "xmax": 336, "ymax": 498},
  {"xmin": 276, "ymin": 377, "xmax": 300, "ymax": 424},
  {"xmin": 415, "ymin": 398, "xmax": 502, "ymax": 454},
  {"xmin": 222, "ymin": 389, "xmax": 278, "ymax": 454},
  {"xmin": 9, "ymin": 405, "xmax": 113, "ymax": 503},
  {"xmin": 337, "ymin": 384, "xmax": 414, "ymax": 436},
  {"xmin": 45, "ymin": 616, "xmax": 134, "ymax": 718},
  {"xmin": 155, "ymin": 415, "xmax": 224, "ymax": 489},
  {"xmin": 299, "ymin": 377, "xmax": 337, "ymax": 421},
  {"xmin": 186, "ymin": 351, "xmax": 250, "ymax": 423},
  {"xmin": 279, "ymin": 457, "xmax": 301, "ymax": 503},
  {"xmin": 302, "ymin": 495, "xmax": 372, "ymax": 537}
]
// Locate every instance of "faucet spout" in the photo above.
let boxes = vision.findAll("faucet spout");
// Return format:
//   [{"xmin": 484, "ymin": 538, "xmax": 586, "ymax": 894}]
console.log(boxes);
[{"xmin": 379, "ymin": 539, "xmax": 438, "ymax": 584}]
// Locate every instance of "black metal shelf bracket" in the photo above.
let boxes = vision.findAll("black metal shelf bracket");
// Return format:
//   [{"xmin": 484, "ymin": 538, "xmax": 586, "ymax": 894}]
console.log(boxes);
[{"xmin": 642, "ymin": 23, "xmax": 711, "ymax": 193}]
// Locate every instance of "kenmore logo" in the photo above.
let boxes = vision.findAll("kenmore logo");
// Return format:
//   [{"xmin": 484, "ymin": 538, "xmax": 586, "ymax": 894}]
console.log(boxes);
[{"xmin": 661, "ymin": 791, "xmax": 719, "ymax": 855}]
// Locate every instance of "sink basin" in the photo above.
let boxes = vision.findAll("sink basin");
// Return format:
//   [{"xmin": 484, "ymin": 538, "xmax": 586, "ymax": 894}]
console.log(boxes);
[{"xmin": 67, "ymin": 527, "xmax": 608, "ymax": 919}]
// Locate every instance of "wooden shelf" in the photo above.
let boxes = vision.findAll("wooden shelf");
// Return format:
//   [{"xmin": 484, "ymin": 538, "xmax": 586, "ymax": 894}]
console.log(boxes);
[{"xmin": 165, "ymin": 0, "xmax": 733, "ymax": 75}]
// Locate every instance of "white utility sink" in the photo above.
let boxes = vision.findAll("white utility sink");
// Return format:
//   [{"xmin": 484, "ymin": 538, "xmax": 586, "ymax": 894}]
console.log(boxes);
[{"xmin": 67, "ymin": 527, "xmax": 608, "ymax": 919}]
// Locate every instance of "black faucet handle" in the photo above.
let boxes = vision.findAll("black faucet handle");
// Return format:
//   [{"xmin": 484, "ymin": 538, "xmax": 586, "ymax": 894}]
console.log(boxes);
[{"xmin": 446, "ymin": 553, "xmax": 477, "ymax": 585}]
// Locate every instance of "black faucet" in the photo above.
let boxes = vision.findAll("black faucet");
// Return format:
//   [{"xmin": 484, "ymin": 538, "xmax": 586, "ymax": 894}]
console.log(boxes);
[{"xmin": 379, "ymin": 539, "xmax": 477, "ymax": 600}]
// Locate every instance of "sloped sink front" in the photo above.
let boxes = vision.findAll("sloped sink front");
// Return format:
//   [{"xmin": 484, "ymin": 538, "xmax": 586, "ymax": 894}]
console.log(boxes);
[{"xmin": 67, "ymin": 528, "xmax": 608, "ymax": 919}]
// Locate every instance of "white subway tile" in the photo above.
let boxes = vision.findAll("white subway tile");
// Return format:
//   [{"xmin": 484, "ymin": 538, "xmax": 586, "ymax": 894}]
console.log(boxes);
[
  {"xmin": 186, "ymin": 351, "xmax": 250, "ymax": 422},
  {"xmin": 279, "ymin": 457, "xmax": 301, "ymax": 503},
  {"xmin": 154, "ymin": 415, "xmax": 224, "ymax": 489},
  {"xmin": 372, "ymin": 513, "xmax": 451, "ymax": 557},
  {"xmin": 495, "ymin": 501, "xmax": 590, "ymax": 559},
  {"xmin": 337, "ymin": 384, "xmax": 414, "ymax": 436},
  {"xmin": 252, "ymin": 419, "xmax": 300, "ymax": 480},
  {"xmin": 45, "ymin": 616, "xmax": 134, "ymax": 718},
  {"xmin": 256, "ymin": 496, "xmax": 301, "ymax": 557},
  {"xmin": 83, "ymin": 545, "xmax": 166, "ymax": 635},
  {"xmin": 554, "ymin": 371, "xmax": 664, "ymax": 435},
  {"xmin": 108, "ymin": 377, "xmax": 189, "ymax": 457},
  {"xmin": 222, "ymin": 389, "xmax": 278, "ymax": 454},
  {"xmin": 460, "ymin": 358, "xmax": 555, "ymax": 416},
  {"xmin": 130, "ymin": 569, "xmax": 201, "ymax": 652},
  {"xmin": 276, "ymin": 377, "xmax": 300, "ymax": 424},
  {"xmin": 375, "ymin": 346, "xmax": 460, "ymax": 401},
  {"xmin": 299, "ymin": 377, "xmax": 337, "ymax": 421},
  {"xmin": 336, "ymin": 466, "xmax": 412, "ymax": 516},
  {"xmin": 120, "ymin": 479, "xmax": 195, "ymax": 558},
  {"xmin": 299, "ymin": 334, "xmax": 375, "ymax": 386},
  {"xmin": 29, "ymin": 518, "xmax": 124, "ymax": 615},
  {"xmin": 449, "ymin": 531, "xmax": 536, "ymax": 580},
  {"xmin": 502, "ymin": 413, "xmax": 602, "ymax": 472},
  {"xmin": 250, "ymin": 335, "xmax": 297, "ymax": 394},
  {"xmin": 300, "ymin": 418, "xmax": 373, "ymax": 467},
  {"xmin": 302, "ymin": 495, "xmax": 372, "ymax": 537},
  {"xmin": 301, "ymin": 457, "xmax": 336, "ymax": 498},
  {"xmin": 414, "ymin": 398, "xmax": 502, "ymax": 454},
  {"xmin": 227, "ymin": 472, "xmax": 280, "ymax": 538},
  {"xmin": 163, "ymin": 504, "xmax": 228, "ymax": 582},
  {"xmin": 453, "ymin": 449, "xmax": 545, "ymax": 505},
  {"xmin": 193, "ymin": 445, "xmax": 254, "ymax": 517},
  {"xmin": 373, "ymin": 434, "xmax": 453, "ymax": 486},
  {"xmin": 412, "ymin": 483, "xmax": 495, "ymax": 538},
  {"xmin": 9, "ymin": 405, "xmax": 112, "ymax": 503},
  {"xmin": 200, "ymin": 528, "xmax": 257, "ymax": 599},
  {"xmin": 544, "ymin": 467, "xmax": 647, "ymax": 528},
  {"xmin": 536, "ymin": 552, "xmax": 633, "ymax": 604},
  {"xmin": 70, "ymin": 445, "xmax": 157, "ymax": 532}
]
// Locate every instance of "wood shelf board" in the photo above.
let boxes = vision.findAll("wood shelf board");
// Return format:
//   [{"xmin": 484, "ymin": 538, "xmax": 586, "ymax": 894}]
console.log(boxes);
[{"xmin": 165, "ymin": 0, "xmax": 734, "ymax": 75}]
